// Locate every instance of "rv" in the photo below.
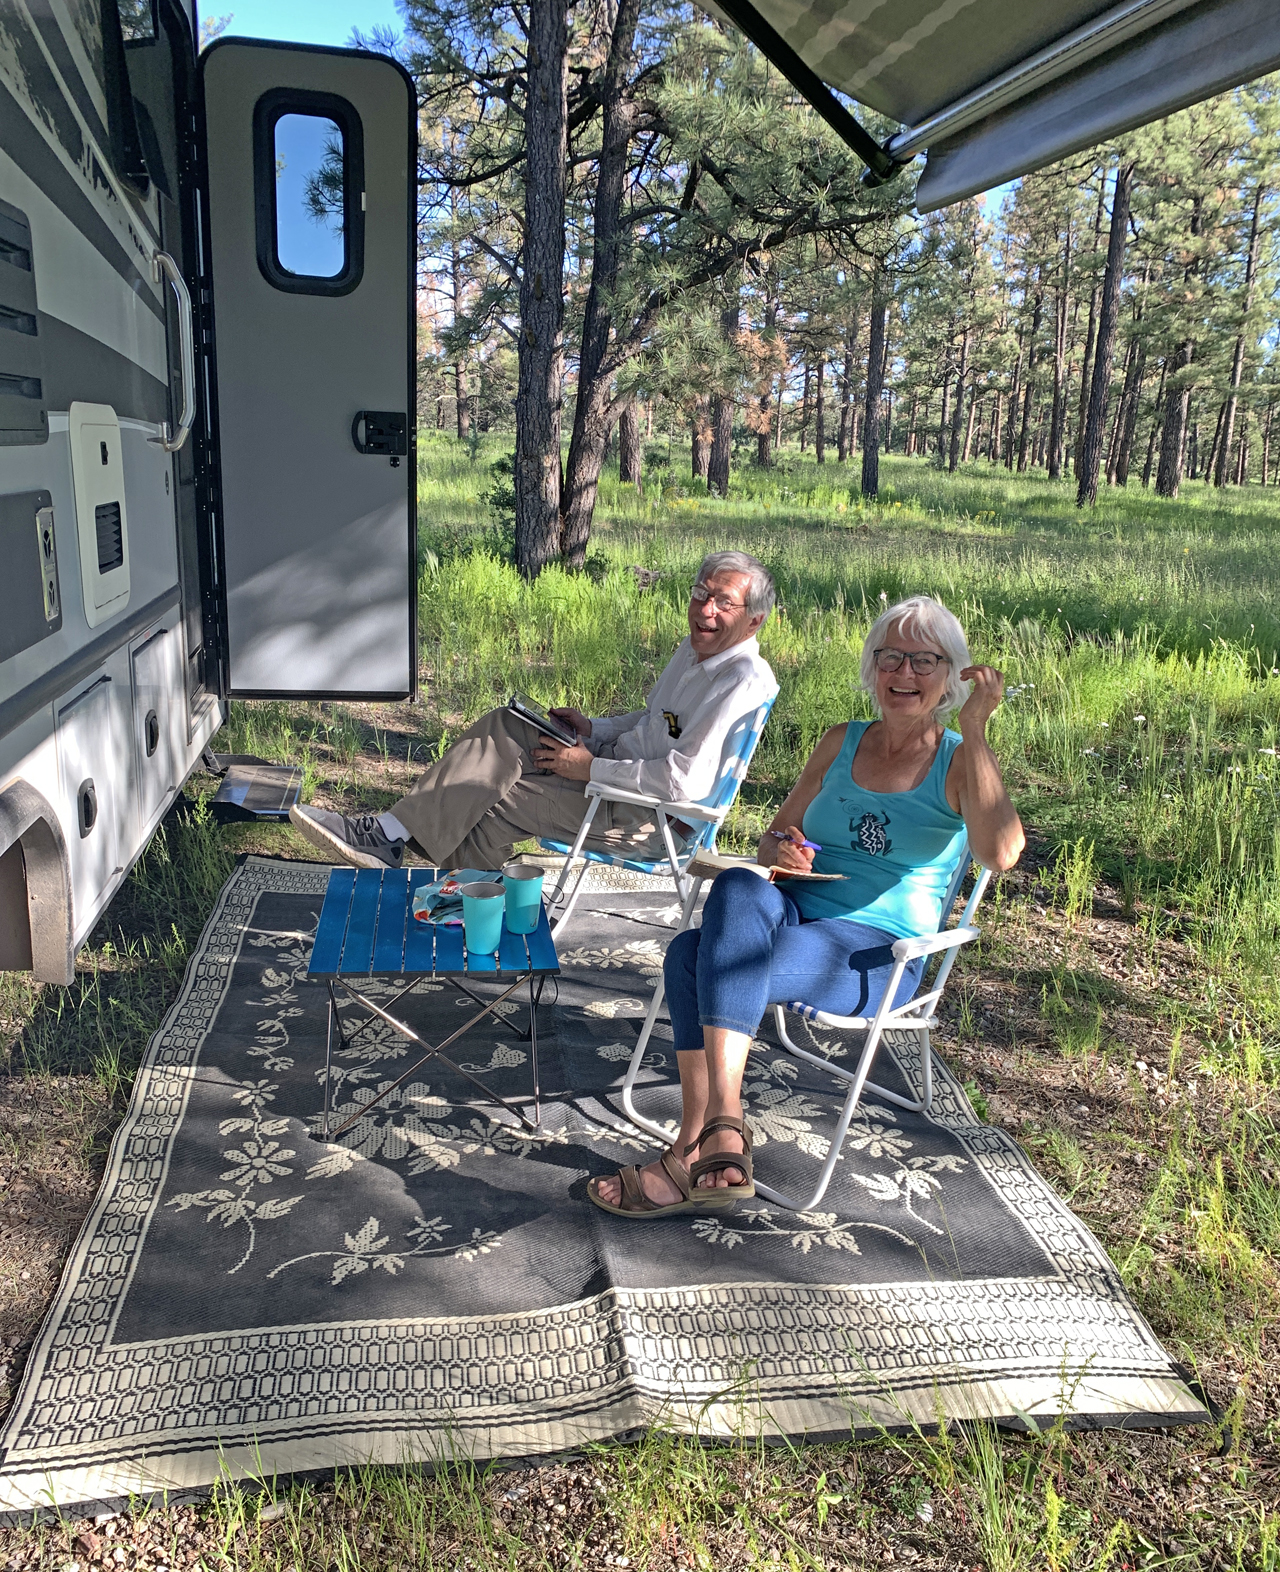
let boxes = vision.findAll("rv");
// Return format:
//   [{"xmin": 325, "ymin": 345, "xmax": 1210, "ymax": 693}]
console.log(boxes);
[{"xmin": 0, "ymin": 0, "xmax": 416, "ymax": 984}]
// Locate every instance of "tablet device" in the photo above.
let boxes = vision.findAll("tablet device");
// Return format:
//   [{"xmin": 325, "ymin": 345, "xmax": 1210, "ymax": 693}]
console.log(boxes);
[{"xmin": 508, "ymin": 694, "xmax": 579, "ymax": 747}]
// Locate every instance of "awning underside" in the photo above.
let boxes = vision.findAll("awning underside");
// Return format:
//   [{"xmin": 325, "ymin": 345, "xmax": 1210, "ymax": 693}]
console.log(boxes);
[{"xmin": 707, "ymin": 0, "xmax": 1280, "ymax": 209}]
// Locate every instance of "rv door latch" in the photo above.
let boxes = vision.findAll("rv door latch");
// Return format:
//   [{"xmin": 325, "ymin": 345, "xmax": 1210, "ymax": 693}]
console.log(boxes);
[{"xmin": 351, "ymin": 410, "xmax": 407, "ymax": 457}]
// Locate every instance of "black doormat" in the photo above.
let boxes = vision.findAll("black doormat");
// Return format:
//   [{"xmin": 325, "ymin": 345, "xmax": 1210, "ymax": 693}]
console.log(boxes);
[{"xmin": 0, "ymin": 858, "xmax": 1206, "ymax": 1513}]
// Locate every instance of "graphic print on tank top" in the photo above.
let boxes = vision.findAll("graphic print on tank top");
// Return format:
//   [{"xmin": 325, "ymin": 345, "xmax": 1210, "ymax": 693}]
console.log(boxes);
[{"xmin": 850, "ymin": 809, "xmax": 892, "ymax": 856}]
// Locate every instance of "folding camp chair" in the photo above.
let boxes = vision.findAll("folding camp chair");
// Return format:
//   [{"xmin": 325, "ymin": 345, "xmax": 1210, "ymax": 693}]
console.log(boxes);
[
  {"xmin": 620, "ymin": 839, "xmax": 992, "ymax": 1212},
  {"xmin": 541, "ymin": 696, "xmax": 775, "ymax": 936}
]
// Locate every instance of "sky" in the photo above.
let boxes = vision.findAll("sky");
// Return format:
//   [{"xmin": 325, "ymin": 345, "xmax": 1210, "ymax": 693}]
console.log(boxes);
[{"xmin": 200, "ymin": 0, "xmax": 403, "ymax": 48}]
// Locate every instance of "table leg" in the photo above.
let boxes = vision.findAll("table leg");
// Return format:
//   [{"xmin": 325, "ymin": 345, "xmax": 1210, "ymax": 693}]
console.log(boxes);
[
  {"xmin": 327, "ymin": 974, "xmax": 538, "ymax": 1138},
  {"xmin": 527, "ymin": 974, "xmax": 542, "ymax": 1127},
  {"xmin": 322, "ymin": 981, "xmax": 338, "ymax": 1140}
]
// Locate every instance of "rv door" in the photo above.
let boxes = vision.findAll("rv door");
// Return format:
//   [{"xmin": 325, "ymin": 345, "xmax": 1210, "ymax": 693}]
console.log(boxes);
[{"xmin": 201, "ymin": 42, "xmax": 416, "ymax": 698}]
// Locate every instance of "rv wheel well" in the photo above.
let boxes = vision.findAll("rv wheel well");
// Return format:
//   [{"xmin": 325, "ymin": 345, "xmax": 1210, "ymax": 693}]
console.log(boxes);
[{"xmin": 0, "ymin": 780, "xmax": 74, "ymax": 986}]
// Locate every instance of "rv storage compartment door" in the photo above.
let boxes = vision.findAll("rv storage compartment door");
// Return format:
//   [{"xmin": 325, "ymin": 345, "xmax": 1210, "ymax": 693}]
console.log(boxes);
[{"xmin": 202, "ymin": 42, "xmax": 415, "ymax": 698}]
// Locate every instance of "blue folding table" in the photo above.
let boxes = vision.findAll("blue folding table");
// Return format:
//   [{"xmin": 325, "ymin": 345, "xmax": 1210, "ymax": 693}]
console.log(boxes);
[{"xmin": 307, "ymin": 867, "xmax": 560, "ymax": 1140}]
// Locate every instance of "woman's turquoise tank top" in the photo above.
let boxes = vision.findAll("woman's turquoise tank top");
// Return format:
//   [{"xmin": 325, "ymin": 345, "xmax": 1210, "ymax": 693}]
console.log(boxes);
[{"xmin": 793, "ymin": 720, "xmax": 967, "ymax": 938}]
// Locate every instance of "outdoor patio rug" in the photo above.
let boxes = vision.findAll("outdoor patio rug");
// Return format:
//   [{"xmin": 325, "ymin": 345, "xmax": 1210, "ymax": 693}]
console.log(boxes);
[{"xmin": 0, "ymin": 856, "xmax": 1207, "ymax": 1512}]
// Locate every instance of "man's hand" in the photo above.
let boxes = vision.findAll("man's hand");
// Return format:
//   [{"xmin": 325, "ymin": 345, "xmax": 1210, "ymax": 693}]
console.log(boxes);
[
  {"xmin": 533, "ymin": 739, "xmax": 595, "ymax": 781},
  {"xmin": 550, "ymin": 707, "xmax": 592, "ymax": 739}
]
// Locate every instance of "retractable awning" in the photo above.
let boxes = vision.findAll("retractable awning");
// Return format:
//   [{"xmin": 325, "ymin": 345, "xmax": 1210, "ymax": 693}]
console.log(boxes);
[{"xmin": 704, "ymin": 0, "xmax": 1280, "ymax": 210}]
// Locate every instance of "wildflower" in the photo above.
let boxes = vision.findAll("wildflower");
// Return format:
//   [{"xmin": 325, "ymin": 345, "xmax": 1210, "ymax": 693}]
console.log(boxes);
[
  {"xmin": 1133, "ymin": 715, "xmax": 1146, "ymax": 724},
  {"xmin": 879, "ymin": 590, "xmax": 888, "ymax": 602},
  {"xmin": 1099, "ymin": 721, "xmax": 1109, "ymax": 728},
  {"xmin": 1082, "ymin": 748, "xmax": 1097, "ymax": 756},
  {"xmin": 1260, "ymin": 747, "xmax": 1278, "ymax": 757}
]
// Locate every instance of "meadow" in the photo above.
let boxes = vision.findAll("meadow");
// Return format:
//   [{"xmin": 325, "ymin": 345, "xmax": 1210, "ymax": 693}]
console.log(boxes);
[{"xmin": 1, "ymin": 433, "xmax": 1277, "ymax": 1569}]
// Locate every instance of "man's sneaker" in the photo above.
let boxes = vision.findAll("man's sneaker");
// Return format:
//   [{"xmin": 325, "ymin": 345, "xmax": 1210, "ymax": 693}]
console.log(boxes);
[{"xmin": 289, "ymin": 805, "xmax": 405, "ymax": 870}]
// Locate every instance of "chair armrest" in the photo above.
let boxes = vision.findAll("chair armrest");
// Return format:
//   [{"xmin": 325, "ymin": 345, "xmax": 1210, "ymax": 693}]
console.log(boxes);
[
  {"xmin": 891, "ymin": 925, "xmax": 979, "ymax": 962},
  {"xmin": 582, "ymin": 781, "xmax": 728, "ymax": 824}
]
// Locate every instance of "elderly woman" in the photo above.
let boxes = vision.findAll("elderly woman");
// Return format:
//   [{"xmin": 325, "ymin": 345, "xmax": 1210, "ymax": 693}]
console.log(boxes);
[{"xmin": 589, "ymin": 594, "xmax": 1025, "ymax": 1217}]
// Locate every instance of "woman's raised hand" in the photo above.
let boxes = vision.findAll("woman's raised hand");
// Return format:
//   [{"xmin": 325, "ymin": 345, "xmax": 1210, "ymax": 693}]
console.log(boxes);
[{"xmin": 957, "ymin": 665, "xmax": 1005, "ymax": 738}]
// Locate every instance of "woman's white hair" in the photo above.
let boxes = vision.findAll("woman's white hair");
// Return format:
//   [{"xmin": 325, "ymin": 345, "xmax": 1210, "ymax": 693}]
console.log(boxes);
[{"xmin": 860, "ymin": 595, "xmax": 972, "ymax": 724}]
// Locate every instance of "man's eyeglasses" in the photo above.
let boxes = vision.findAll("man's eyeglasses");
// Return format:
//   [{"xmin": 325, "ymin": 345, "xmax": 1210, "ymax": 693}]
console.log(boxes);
[
  {"xmin": 691, "ymin": 583, "xmax": 746, "ymax": 614},
  {"xmin": 873, "ymin": 648, "xmax": 951, "ymax": 676}
]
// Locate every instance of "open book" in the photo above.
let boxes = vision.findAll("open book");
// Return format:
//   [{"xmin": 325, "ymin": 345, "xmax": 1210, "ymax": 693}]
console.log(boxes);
[{"xmin": 686, "ymin": 850, "xmax": 845, "ymax": 883}]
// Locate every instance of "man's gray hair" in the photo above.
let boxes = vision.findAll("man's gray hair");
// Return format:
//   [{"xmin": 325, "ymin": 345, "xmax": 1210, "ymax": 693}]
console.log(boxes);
[
  {"xmin": 860, "ymin": 595, "xmax": 972, "ymax": 724},
  {"xmin": 697, "ymin": 551, "xmax": 776, "ymax": 618}
]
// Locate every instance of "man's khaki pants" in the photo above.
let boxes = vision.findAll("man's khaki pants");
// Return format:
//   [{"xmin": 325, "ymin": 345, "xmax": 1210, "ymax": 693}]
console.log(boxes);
[{"xmin": 389, "ymin": 708, "xmax": 669, "ymax": 870}]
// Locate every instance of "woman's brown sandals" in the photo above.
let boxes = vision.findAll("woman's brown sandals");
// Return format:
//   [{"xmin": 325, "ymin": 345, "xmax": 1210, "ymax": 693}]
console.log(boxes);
[
  {"xmin": 687, "ymin": 1116, "xmax": 755, "ymax": 1201},
  {"xmin": 587, "ymin": 1145, "xmax": 736, "ymax": 1219}
]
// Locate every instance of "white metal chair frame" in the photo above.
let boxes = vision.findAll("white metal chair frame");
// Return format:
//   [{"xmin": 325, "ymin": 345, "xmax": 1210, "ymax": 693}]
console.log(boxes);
[
  {"xmin": 543, "ymin": 698, "xmax": 775, "ymax": 937},
  {"xmin": 619, "ymin": 842, "xmax": 992, "ymax": 1213}
]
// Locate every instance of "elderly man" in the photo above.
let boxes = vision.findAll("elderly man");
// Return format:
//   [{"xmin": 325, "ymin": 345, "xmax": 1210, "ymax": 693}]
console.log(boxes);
[{"xmin": 290, "ymin": 551, "xmax": 778, "ymax": 871}]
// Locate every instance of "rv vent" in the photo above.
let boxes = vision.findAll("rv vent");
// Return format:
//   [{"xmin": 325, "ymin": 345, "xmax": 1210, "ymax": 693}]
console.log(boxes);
[
  {"xmin": 0, "ymin": 235, "xmax": 31, "ymax": 271},
  {"xmin": 0, "ymin": 372, "xmax": 41, "ymax": 399},
  {"xmin": 95, "ymin": 502, "xmax": 124, "ymax": 573},
  {"xmin": 0, "ymin": 304, "xmax": 36, "ymax": 335}
]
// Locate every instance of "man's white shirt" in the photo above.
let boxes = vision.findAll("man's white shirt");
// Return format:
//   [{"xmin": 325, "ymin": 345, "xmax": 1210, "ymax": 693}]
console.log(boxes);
[{"xmin": 584, "ymin": 635, "xmax": 777, "ymax": 804}]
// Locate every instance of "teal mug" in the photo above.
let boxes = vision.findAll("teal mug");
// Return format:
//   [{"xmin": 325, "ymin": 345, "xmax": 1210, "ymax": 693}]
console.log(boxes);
[
  {"xmin": 502, "ymin": 863, "xmax": 545, "ymax": 934},
  {"xmin": 459, "ymin": 881, "xmax": 505, "ymax": 955}
]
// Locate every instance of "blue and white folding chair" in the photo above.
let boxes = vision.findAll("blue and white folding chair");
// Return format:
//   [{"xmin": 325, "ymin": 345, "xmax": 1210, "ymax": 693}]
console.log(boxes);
[
  {"xmin": 541, "ymin": 696, "xmax": 775, "ymax": 936},
  {"xmin": 620, "ymin": 838, "xmax": 992, "ymax": 1212}
]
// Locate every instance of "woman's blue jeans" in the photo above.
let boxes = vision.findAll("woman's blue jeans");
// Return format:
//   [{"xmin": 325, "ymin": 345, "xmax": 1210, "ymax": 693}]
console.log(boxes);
[{"xmin": 664, "ymin": 867, "xmax": 924, "ymax": 1052}]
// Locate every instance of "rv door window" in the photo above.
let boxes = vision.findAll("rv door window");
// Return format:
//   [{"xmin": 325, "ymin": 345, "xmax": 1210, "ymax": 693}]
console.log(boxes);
[
  {"xmin": 254, "ymin": 92, "xmax": 364, "ymax": 295},
  {"xmin": 274, "ymin": 114, "xmax": 345, "ymax": 277}
]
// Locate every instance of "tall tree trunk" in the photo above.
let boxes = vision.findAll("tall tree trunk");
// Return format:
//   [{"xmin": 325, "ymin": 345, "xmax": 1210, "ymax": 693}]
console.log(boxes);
[
  {"xmin": 936, "ymin": 371, "xmax": 951, "ymax": 465},
  {"xmin": 1215, "ymin": 182, "xmax": 1264, "ymax": 487},
  {"xmin": 514, "ymin": 0, "xmax": 569, "ymax": 575},
  {"xmin": 861, "ymin": 264, "xmax": 889, "ymax": 498},
  {"xmin": 709, "ymin": 298, "xmax": 739, "ymax": 495},
  {"xmin": 691, "ymin": 398, "xmax": 711, "ymax": 481},
  {"xmin": 1017, "ymin": 286, "xmax": 1044, "ymax": 472},
  {"xmin": 757, "ymin": 288, "xmax": 777, "ymax": 467},
  {"xmin": 619, "ymin": 396, "xmax": 642, "ymax": 490},
  {"xmin": 1106, "ymin": 340, "xmax": 1136, "ymax": 484},
  {"xmin": 1156, "ymin": 342, "xmax": 1194, "ymax": 498},
  {"xmin": 837, "ymin": 325, "xmax": 857, "ymax": 462},
  {"xmin": 1142, "ymin": 360, "xmax": 1166, "ymax": 487},
  {"xmin": 1156, "ymin": 196, "xmax": 1204, "ymax": 500},
  {"xmin": 448, "ymin": 204, "xmax": 470, "ymax": 441},
  {"xmin": 905, "ymin": 393, "xmax": 918, "ymax": 456},
  {"xmin": 1073, "ymin": 171, "xmax": 1109, "ymax": 476},
  {"xmin": 1263, "ymin": 400, "xmax": 1274, "ymax": 484},
  {"xmin": 1048, "ymin": 216, "xmax": 1072, "ymax": 478},
  {"xmin": 1205, "ymin": 400, "xmax": 1226, "ymax": 484},
  {"xmin": 948, "ymin": 326, "xmax": 970, "ymax": 472},
  {"xmin": 814, "ymin": 357, "xmax": 826, "ymax": 463},
  {"xmin": 799, "ymin": 363, "xmax": 811, "ymax": 450},
  {"xmin": 962, "ymin": 392, "xmax": 979, "ymax": 463},
  {"xmin": 1076, "ymin": 162, "xmax": 1134, "ymax": 507},
  {"xmin": 1005, "ymin": 342, "xmax": 1022, "ymax": 468},
  {"xmin": 559, "ymin": 0, "xmax": 641, "ymax": 568},
  {"xmin": 990, "ymin": 392, "xmax": 1002, "ymax": 462},
  {"xmin": 1115, "ymin": 341, "xmax": 1146, "ymax": 485}
]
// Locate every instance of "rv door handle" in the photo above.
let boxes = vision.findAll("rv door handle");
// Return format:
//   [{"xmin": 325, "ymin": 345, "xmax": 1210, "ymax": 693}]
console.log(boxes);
[{"xmin": 150, "ymin": 251, "xmax": 196, "ymax": 454}]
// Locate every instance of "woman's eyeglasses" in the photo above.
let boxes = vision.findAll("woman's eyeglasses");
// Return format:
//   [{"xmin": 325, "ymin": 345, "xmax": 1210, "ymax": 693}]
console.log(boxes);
[
  {"xmin": 873, "ymin": 648, "xmax": 951, "ymax": 675},
  {"xmin": 690, "ymin": 583, "xmax": 745, "ymax": 613}
]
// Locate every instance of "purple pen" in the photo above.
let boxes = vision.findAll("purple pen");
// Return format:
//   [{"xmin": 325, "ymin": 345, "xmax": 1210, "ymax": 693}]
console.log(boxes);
[{"xmin": 770, "ymin": 830, "xmax": 822, "ymax": 852}]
